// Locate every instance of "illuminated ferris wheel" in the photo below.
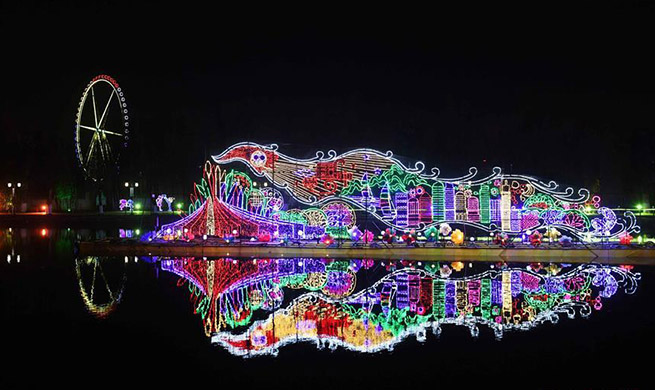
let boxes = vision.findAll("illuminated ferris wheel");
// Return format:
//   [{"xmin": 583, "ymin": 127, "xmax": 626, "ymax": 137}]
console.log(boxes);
[{"xmin": 75, "ymin": 74, "xmax": 130, "ymax": 181}]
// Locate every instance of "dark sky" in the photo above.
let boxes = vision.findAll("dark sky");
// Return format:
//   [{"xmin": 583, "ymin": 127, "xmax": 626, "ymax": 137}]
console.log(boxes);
[{"xmin": 2, "ymin": 2, "xmax": 654, "ymax": 206}]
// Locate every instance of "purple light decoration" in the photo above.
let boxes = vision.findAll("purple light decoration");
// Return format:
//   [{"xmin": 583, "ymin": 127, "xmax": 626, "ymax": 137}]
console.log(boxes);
[
  {"xmin": 324, "ymin": 271, "xmax": 354, "ymax": 297},
  {"xmin": 396, "ymin": 273, "xmax": 410, "ymax": 309},
  {"xmin": 408, "ymin": 274, "xmax": 420, "ymax": 312},
  {"xmin": 510, "ymin": 208, "xmax": 521, "ymax": 232},
  {"xmin": 445, "ymin": 281, "xmax": 456, "ymax": 317},
  {"xmin": 545, "ymin": 278, "xmax": 565, "ymax": 294},
  {"xmin": 467, "ymin": 196, "xmax": 480, "ymax": 222},
  {"xmin": 491, "ymin": 279, "xmax": 502, "ymax": 305},
  {"xmin": 408, "ymin": 195, "xmax": 419, "ymax": 227},
  {"xmin": 520, "ymin": 272, "xmax": 540, "ymax": 292},
  {"xmin": 490, "ymin": 199, "xmax": 501, "ymax": 222},
  {"xmin": 520, "ymin": 210, "xmax": 540, "ymax": 230},
  {"xmin": 467, "ymin": 280, "xmax": 481, "ymax": 306},
  {"xmin": 511, "ymin": 271, "xmax": 522, "ymax": 297},
  {"xmin": 445, "ymin": 183, "xmax": 455, "ymax": 220},
  {"xmin": 395, "ymin": 192, "xmax": 409, "ymax": 227},
  {"xmin": 592, "ymin": 268, "xmax": 619, "ymax": 298}
]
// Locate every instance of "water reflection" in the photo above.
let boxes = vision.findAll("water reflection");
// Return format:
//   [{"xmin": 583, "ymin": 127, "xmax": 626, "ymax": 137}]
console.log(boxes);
[
  {"xmin": 152, "ymin": 258, "xmax": 641, "ymax": 357},
  {"xmin": 75, "ymin": 256, "xmax": 127, "ymax": 318}
]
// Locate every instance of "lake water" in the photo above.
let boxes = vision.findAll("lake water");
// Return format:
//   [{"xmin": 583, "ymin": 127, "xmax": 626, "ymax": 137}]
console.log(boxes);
[{"xmin": 2, "ymin": 227, "xmax": 654, "ymax": 387}]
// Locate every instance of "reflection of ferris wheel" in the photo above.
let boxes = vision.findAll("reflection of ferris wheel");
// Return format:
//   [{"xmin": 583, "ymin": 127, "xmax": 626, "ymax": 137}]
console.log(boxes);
[
  {"xmin": 75, "ymin": 256, "xmax": 126, "ymax": 318},
  {"xmin": 75, "ymin": 75, "xmax": 130, "ymax": 181}
]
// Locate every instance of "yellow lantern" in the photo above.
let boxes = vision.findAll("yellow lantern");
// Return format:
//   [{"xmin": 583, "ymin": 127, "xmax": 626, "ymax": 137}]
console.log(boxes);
[
  {"xmin": 451, "ymin": 229, "xmax": 465, "ymax": 245},
  {"xmin": 451, "ymin": 261, "xmax": 465, "ymax": 271}
]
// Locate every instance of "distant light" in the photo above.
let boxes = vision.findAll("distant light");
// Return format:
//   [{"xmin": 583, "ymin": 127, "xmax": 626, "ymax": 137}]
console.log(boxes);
[
  {"xmin": 184, "ymin": 228, "xmax": 189, "ymax": 233},
  {"xmin": 636, "ymin": 204, "xmax": 643, "ymax": 210},
  {"xmin": 16, "ymin": 255, "xmax": 20, "ymax": 263},
  {"xmin": 253, "ymin": 182, "xmax": 257, "ymax": 187},
  {"xmin": 41, "ymin": 205, "xmax": 47, "ymax": 211},
  {"xmin": 134, "ymin": 182, "xmax": 139, "ymax": 187},
  {"xmin": 232, "ymin": 229, "xmax": 238, "ymax": 235},
  {"xmin": 124, "ymin": 182, "xmax": 129, "ymax": 187},
  {"xmin": 176, "ymin": 203, "xmax": 182, "ymax": 209},
  {"xmin": 135, "ymin": 203, "xmax": 142, "ymax": 210},
  {"xmin": 17, "ymin": 183, "xmax": 21, "ymax": 188},
  {"xmin": 124, "ymin": 256, "xmax": 129, "ymax": 263},
  {"xmin": 40, "ymin": 228, "xmax": 47, "ymax": 237},
  {"xmin": 263, "ymin": 182, "xmax": 268, "ymax": 187},
  {"xmin": 203, "ymin": 234, "xmax": 207, "ymax": 240},
  {"xmin": 7, "ymin": 183, "xmax": 11, "ymax": 188},
  {"xmin": 135, "ymin": 229, "xmax": 140, "ymax": 235}
]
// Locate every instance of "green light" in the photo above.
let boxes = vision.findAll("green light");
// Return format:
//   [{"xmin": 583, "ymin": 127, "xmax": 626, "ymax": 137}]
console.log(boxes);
[
  {"xmin": 176, "ymin": 203, "xmax": 182, "ymax": 209},
  {"xmin": 636, "ymin": 204, "xmax": 643, "ymax": 210},
  {"xmin": 135, "ymin": 229, "xmax": 141, "ymax": 235},
  {"xmin": 135, "ymin": 203, "xmax": 142, "ymax": 210}
]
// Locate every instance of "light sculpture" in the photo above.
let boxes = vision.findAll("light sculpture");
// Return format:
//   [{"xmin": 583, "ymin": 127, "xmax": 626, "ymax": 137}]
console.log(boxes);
[{"xmin": 156, "ymin": 143, "xmax": 639, "ymax": 242}]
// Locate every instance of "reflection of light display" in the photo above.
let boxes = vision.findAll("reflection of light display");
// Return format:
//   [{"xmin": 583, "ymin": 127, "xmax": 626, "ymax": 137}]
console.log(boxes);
[
  {"xmin": 75, "ymin": 257, "xmax": 126, "ymax": 318},
  {"xmin": 157, "ymin": 143, "xmax": 639, "ymax": 241},
  {"xmin": 161, "ymin": 257, "xmax": 639, "ymax": 357}
]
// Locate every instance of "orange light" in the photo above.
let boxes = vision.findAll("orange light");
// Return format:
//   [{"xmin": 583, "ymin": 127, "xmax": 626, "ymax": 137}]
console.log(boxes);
[
  {"xmin": 40, "ymin": 228, "xmax": 47, "ymax": 237},
  {"xmin": 41, "ymin": 205, "xmax": 47, "ymax": 211}
]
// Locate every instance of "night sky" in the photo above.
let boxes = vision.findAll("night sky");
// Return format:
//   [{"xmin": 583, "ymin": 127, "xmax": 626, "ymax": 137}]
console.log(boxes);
[{"xmin": 2, "ymin": 2, "xmax": 654, "ymax": 206}]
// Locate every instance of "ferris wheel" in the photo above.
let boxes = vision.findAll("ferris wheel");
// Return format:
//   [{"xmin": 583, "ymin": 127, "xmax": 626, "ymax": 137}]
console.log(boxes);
[
  {"xmin": 75, "ymin": 74, "xmax": 130, "ymax": 181},
  {"xmin": 75, "ymin": 256, "xmax": 126, "ymax": 319}
]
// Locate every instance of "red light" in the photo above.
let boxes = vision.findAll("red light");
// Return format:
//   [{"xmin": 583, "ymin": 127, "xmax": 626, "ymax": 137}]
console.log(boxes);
[
  {"xmin": 41, "ymin": 205, "xmax": 47, "ymax": 211},
  {"xmin": 40, "ymin": 228, "xmax": 47, "ymax": 237}
]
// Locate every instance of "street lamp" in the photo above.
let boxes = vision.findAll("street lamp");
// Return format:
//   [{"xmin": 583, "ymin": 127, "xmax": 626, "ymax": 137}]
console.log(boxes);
[
  {"xmin": 124, "ymin": 182, "xmax": 139, "ymax": 198},
  {"xmin": 7, "ymin": 182, "xmax": 21, "ymax": 214},
  {"xmin": 124, "ymin": 182, "xmax": 139, "ymax": 214}
]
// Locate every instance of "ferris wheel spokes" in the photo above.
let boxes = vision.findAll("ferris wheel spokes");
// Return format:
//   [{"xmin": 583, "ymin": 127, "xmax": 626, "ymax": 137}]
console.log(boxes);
[
  {"xmin": 79, "ymin": 87, "xmax": 122, "ymax": 168},
  {"xmin": 75, "ymin": 74, "xmax": 129, "ymax": 181}
]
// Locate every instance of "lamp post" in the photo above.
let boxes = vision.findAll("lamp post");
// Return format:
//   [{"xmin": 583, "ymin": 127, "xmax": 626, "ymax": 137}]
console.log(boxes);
[
  {"xmin": 124, "ymin": 182, "xmax": 139, "ymax": 214},
  {"xmin": 7, "ymin": 182, "xmax": 21, "ymax": 215}
]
